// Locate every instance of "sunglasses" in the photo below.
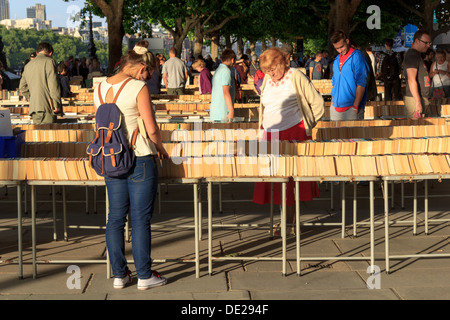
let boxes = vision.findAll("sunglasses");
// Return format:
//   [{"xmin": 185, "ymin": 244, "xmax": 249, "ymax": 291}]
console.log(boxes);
[{"xmin": 418, "ymin": 39, "xmax": 432, "ymax": 46}]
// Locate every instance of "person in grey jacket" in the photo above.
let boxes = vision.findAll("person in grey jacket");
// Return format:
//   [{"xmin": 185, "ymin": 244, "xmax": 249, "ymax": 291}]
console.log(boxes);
[{"xmin": 19, "ymin": 42, "xmax": 61, "ymax": 124}]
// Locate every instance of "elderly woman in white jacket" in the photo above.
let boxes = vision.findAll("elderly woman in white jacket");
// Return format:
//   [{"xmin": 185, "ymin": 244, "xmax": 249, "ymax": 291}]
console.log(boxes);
[{"xmin": 253, "ymin": 47, "xmax": 325, "ymax": 236}]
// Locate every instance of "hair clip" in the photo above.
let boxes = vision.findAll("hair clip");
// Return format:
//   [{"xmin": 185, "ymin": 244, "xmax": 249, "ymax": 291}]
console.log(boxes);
[{"xmin": 134, "ymin": 46, "xmax": 148, "ymax": 55}]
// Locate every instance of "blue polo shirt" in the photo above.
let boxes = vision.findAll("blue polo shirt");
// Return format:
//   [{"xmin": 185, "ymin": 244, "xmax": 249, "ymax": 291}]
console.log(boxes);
[{"xmin": 210, "ymin": 63, "xmax": 235, "ymax": 122}]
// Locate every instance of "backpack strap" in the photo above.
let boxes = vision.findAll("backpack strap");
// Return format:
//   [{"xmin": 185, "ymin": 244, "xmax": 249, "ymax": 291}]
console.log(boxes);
[
  {"xmin": 97, "ymin": 77, "xmax": 133, "ymax": 104},
  {"xmin": 130, "ymin": 127, "xmax": 139, "ymax": 149},
  {"xmin": 97, "ymin": 82, "xmax": 105, "ymax": 105},
  {"xmin": 113, "ymin": 77, "xmax": 133, "ymax": 103}
]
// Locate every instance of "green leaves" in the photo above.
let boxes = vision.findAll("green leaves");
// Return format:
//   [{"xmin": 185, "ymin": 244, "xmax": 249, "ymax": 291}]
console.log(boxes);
[{"xmin": 1, "ymin": 25, "xmax": 90, "ymax": 69}]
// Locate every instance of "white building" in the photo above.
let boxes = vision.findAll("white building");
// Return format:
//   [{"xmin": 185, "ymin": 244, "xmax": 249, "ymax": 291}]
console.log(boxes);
[
  {"xmin": 72, "ymin": 26, "xmax": 108, "ymax": 44},
  {"xmin": 0, "ymin": 18, "xmax": 51, "ymax": 30}
]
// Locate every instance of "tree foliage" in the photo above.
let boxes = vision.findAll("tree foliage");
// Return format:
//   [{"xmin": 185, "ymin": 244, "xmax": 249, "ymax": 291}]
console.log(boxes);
[
  {"xmin": 0, "ymin": 25, "xmax": 88, "ymax": 70},
  {"xmin": 60, "ymin": 0, "xmax": 446, "ymax": 68}
]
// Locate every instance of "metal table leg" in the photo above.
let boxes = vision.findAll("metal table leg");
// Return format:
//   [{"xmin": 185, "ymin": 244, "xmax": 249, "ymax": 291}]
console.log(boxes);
[
  {"xmin": 425, "ymin": 180, "xmax": 429, "ymax": 235},
  {"xmin": 295, "ymin": 181, "xmax": 300, "ymax": 276},
  {"xmin": 341, "ymin": 181, "xmax": 346, "ymax": 238},
  {"xmin": 17, "ymin": 183, "xmax": 23, "ymax": 279},
  {"xmin": 52, "ymin": 186, "xmax": 57, "ymax": 241},
  {"xmin": 31, "ymin": 185, "xmax": 37, "ymax": 279},
  {"xmin": 208, "ymin": 181, "xmax": 213, "ymax": 275},
  {"xmin": 193, "ymin": 182, "xmax": 200, "ymax": 278},
  {"xmin": 105, "ymin": 189, "xmax": 111, "ymax": 279},
  {"xmin": 63, "ymin": 186, "xmax": 68, "ymax": 241},
  {"xmin": 369, "ymin": 180, "xmax": 375, "ymax": 273},
  {"xmin": 384, "ymin": 179, "xmax": 390, "ymax": 274},
  {"xmin": 281, "ymin": 181, "xmax": 286, "ymax": 276}
]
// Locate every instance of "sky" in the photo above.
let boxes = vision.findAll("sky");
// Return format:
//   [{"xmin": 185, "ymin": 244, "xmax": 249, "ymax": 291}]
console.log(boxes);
[{"xmin": 9, "ymin": 0, "xmax": 105, "ymax": 28}]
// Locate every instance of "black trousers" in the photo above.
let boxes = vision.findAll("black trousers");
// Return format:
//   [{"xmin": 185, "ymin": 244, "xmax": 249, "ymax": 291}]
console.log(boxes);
[{"xmin": 384, "ymin": 78, "xmax": 401, "ymax": 101}]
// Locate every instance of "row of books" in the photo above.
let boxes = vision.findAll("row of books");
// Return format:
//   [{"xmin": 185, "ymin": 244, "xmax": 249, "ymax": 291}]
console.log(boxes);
[
  {"xmin": 19, "ymin": 136, "xmax": 450, "ymax": 161},
  {"xmin": 0, "ymin": 158, "xmax": 102, "ymax": 181},
  {"xmin": 152, "ymin": 94, "xmax": 212, "ymax": 101},
  {"xmin": 162, "ymin": 137, "xmax": 450, "ymax": 157},
  {"xmin": 13, "ymin": 122, "xmax": 260, "ymax": 132},
  {"xmin": 160, "ymin": 128, "xmax": 261, "ymax": 142},
  {"xmin": 158, "ymin": 154, "xmax": 450, "ymax": 178},
  {"xmin": 161, "ymin": 124, "xmax": 450, "ymax": 142},
  {"xmin": 15, "ymin": 124, "xmax": 450, "ymax": 148},
  {"xmin": 8, "ymin": 105, "xmax": 96, "ymax": 115},
  {"xmin": 364, "ymin": 104, "xmax": 448, "ymax": 118},
  {"xmin": 155, "ymin": 103, "xmax": 209, "ymax": 112},
  {"xmin": 13, "ymin": 123, "xmax": 95, "ymax": 130},
  {"xmin": 314, "ymin": 118, "xmax": 447, "ymax": 129},
  {"xmin": 0, "ymin": 90, "xmax": 22, "ymax": 101},
  {"xmin": 2, "ymin": 153, "xmax": 450, "ymax": 181},
  {"xmin": 154, "ymin": 102, "xmax": 260, "ymax": 112},
  {"xmin": 21, "ymin": 142, "xmax": 90, "ymax": 158},
  {"xmin": 313, "ymin": 125, "xmax": 450, "ymax": 140},
  {"xmin": 63, "ymin": 87, "xmax": 95, "ymax": 102},
  {"xmin": 24, "ymin": 129, "xmax": 96, "ymax": 143},
  {"xmin": 159, "ymin": 118, "xmax": 445, "ymax": 131},
  {"xmin": 13, "ymin": 118, "xmax": 444, "ymax": 133},
  {"xmin": 311, "ymin": 80, "xmax": 333, "ymax": 94}
]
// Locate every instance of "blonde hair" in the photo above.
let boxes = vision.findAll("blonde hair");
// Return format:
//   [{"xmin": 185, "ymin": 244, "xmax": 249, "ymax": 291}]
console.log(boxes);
[
  {"xmin": 192, "ymin": 58, "xmax": 206, "ymax": 69},
  {"xmin": 121, "ymin": 40, "xmax": 158, "ymax": 74},
  {"xmin": 259, "ymin": 47, "xmax": 290, "ymax": 74}
]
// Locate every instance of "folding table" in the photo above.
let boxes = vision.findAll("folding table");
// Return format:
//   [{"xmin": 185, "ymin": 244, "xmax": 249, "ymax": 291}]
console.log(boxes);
[
  {"xmin": 382, "ymin": 175, "xmax": 450, "ymax": 274},
  {"xmin": 205, "ymin": 177, "xmax": 289, "ymax": 276},
  {"xmin": 293, "ymin": 176, "xmax": 377, "ymax": 276}
]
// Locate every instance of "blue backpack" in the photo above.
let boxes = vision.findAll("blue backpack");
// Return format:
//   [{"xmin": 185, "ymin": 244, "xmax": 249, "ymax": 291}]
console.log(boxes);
[{"xmin": 87, "ymin": 78, "xmax": 139, "ymax": 177}]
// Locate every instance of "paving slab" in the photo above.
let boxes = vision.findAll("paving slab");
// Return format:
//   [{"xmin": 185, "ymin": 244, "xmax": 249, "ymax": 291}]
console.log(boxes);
[
  {"xmin": 251, "ymin": 288, "xmax": 400, "ymax": 300},
  {"xmin": 1, "ymin": 179, "xmax": 450, "ymax": 302}
]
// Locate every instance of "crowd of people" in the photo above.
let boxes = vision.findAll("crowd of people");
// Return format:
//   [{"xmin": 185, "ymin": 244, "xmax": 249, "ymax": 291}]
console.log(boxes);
[
  {"xmin": 15, "ymin": 29, "xmax": 450, "ymax": 288},
  {"xmin": 18, "ymin": 44, "xmax": 107, "ymax": 123}
]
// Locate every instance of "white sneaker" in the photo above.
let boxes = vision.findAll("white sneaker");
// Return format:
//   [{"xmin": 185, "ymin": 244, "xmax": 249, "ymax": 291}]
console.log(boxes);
[
  {"xmin": 113, "ymin": 272, "xmax": 132, "ymax": 289},
  {"xmin": 137, "ymin": 271, "xmax": 167, "ymax": 290}
]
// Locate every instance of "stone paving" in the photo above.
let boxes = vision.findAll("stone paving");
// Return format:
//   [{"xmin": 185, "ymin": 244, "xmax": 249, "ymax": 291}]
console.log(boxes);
[{"xmin": 0, "ymin": 179, "xmax": 449, "ymax": 303}]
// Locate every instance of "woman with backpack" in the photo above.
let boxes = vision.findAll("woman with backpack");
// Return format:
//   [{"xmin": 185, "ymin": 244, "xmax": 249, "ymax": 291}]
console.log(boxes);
[{"xmin": 93, "ymin": 41, "xmax": 169, "ymax": 290}]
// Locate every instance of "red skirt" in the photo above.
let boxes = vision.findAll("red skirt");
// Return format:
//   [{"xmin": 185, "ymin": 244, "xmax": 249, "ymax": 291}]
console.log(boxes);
[{"xmin": 253, "ymin": 121, "xmax": 319, "ymax": 206}]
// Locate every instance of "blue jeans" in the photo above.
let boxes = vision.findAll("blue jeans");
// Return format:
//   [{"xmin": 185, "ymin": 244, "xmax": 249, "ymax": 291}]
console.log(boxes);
[{"xmin": 105, "ymin": 155, "xmax": 158, "ymax": 279}]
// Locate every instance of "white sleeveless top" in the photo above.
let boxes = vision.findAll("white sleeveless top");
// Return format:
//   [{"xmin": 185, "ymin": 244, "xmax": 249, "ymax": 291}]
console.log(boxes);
[
  {"xmin": 261, "ymin": 68, "xmax": 303, "ymax": 131},
  {"xmin": 94, "ymin": 78, "xmax": 157, "ymax": 157},
  {"xmin": 432, "ymin": 61, "xmax": 450, "ymax": 87}
]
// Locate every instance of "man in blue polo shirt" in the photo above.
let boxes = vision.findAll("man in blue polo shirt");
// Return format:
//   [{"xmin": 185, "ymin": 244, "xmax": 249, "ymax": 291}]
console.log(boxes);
[
  {"xmin": 210, "ymin": 49, "xmax": 236, "ymax": 122},
  {"xmin": 330, "ymin": 30, "xmax": 369, "ymax": 121}
]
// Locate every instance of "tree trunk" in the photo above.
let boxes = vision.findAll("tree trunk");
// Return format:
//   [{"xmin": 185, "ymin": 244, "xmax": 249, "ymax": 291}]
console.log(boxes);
[
  {"xmin": 281, "ymin": 42, "xmax": 293, "ymax": 55},
  {"xmin": 327, "ymin": 0, "xmax": 362, "ymax": 55},
  {"xmin": 423, "ymin": 0, "xmax": 440, "ymax": 40},
  {"xmin": 194, "ymin": 23, "xmax": 204, "ymax": 58},
  {"xmin": 211, "ymin": 30, "xmax": 220, "ymax": 60},
  {"xmin": 91, "ymin": 0, "xmax": 125, "ymax": 73},
  {"xmin": 106, "ymin": 16, "xmax": 124, "ymax": 73},
  {"xmin": 172, "ymin": 36, "xmax": 184, "ymax": 59},
  {"xmin": 327, "ymin": 4, "xmax": 337, "ymax": 55},
  {"xmin": 249, "ymin": 41, "xmax": 256, "ymax": 56},
  {"xmin": 271, "ymin": 37, "xmax": 276, "ymax": 47},
  {"xmin": 262, "ymin": 40, "xmax": 267, "ymax": 52},
  {"xmin": 237, "ymin": 38, "xmax": 244, "ymax": 58},
  {"xmin": 225, "ymin": 36, "xmax": 232, "ymax": 49}
]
